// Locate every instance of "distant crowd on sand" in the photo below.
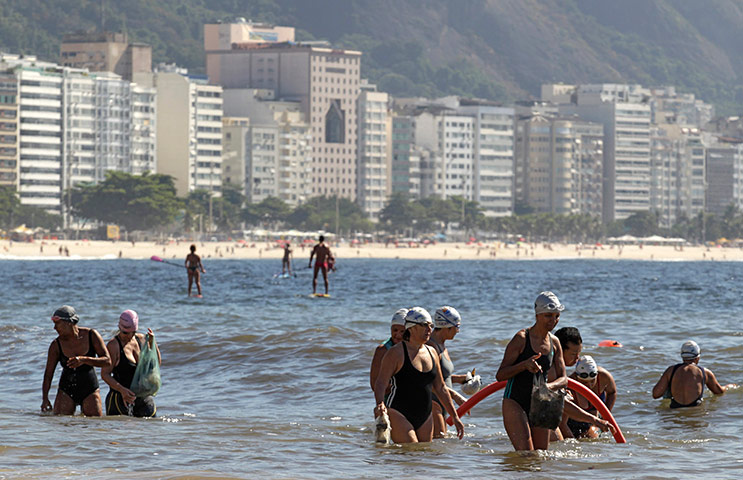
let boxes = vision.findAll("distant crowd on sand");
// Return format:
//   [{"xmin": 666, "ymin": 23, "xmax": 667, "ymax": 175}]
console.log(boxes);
[{"xmin": 369, "ymin": 292, "xmax": 737, "ymax": 449}]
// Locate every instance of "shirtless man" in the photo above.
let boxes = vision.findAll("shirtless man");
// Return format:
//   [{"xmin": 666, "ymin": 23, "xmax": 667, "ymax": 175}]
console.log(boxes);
[
  {"xmin": 652, "ymin": 340, "xmax": 736, "ymax": 408},
  {"xmin": 308, "ymin": 235, "xmax": 333, "ymax": 295},
  {"xmin": 185, "ymin": 244, "xmax": 206, "ymax": 297},
  {"xmin": 282, "ymin": 242, "xmax": 293, "ymax": 275}
]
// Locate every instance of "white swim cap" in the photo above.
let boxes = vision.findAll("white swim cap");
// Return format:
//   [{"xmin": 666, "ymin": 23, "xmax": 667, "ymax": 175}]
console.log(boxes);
[
  {"xmin": 680, "ymin": 340, "xmax": 700, "ymax": 359},
  {"xmin": 391, "ymin": 308, "xmax": 408, "ymax": 326},
  {"xmin": 535, "ymin": 291, "xmax": 565, "ymax": 314},
  {"xmin": 575, "ymin": 355, "xmax": 598, "ymax": 378},
  {"xmin": 434, "ymin": 306, "xmax": 461, "ymax": 329},
  {"xmin": 404, "ymin": 307, "xmax": 433, "ymax": 330}
]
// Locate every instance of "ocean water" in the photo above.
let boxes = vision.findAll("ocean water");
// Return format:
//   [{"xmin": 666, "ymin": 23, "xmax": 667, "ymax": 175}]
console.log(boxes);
[{"xmin": 1, "ymin": 258, "xmax": 742, "ymax": 479}]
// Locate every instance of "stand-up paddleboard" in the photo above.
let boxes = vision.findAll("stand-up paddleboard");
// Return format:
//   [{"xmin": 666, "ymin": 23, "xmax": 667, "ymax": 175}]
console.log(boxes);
[
  {"xmin": 273, "ymin": 272, "xmax": 295, "ymax": 279},
  {"xmin": 311, "ymin": 293, "xmax": 331, "ymax": 298},
  {"xmin": 445, "ymin": 378, "xmax": 626, "ymax": 444}
]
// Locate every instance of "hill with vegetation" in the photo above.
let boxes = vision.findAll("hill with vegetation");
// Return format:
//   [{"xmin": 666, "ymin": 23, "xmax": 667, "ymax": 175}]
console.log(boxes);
[{"xmin": 1, "ymin": 0, "xmax": 742, "ymax": 113}]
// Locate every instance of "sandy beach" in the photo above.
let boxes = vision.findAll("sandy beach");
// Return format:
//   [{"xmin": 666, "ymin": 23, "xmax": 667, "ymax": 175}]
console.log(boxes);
[{"xmin": 2, "ymin": 238, "xmax": 741, "ymax": 262}]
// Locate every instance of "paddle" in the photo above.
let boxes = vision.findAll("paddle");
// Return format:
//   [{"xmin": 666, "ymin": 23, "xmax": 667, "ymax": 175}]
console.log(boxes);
[{"xmin": 150, "ymin": 255, "xmax": 183, "ymax": 268}]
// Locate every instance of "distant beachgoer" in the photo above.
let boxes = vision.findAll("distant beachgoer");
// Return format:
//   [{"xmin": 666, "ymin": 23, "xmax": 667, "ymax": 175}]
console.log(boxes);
[
  {"xmin": 565, "ymin": 355, "xmax": 616, "ymax": 438},
  {"xmin": 652, "ymin": 340, "xmax": 736, "ymax": 408},
  {"xmin": 369, "ymin": 308, "xmax": 408, "ymax": 392},
  {"xmin": 373, "ymin": 307, "xmax": 464, "ymax": 443},
  {"xmin": 101, "ymin": 310, "xmax": 161, "ymax": 417},
  {"xmin": 427, "ymin": 306, "xmax": 481, "ymax": 438},
  {"xmin": 41, "ymin": 306, "xmax": 111, "ymax": 416},
  {"xmin": 308, "ymin": 235, "xmax": 333, "ymax": 294},
  {"xmin": 185, "ymin": 244, "xmax": 205, "ymax": 297},
  {"xmin": 282, "ymin": 242, "xmax": 293, "ymax": 275},
  {"xmin": 496, "ymin": 292, "xmax": 568, "ymax": 451}
]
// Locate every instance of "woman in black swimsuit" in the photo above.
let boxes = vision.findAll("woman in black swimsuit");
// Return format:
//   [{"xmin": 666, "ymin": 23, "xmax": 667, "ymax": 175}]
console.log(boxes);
[
  {"xmin": 185, "ymin": 244, "xmax": 206, "ymax": 297},
  {"xmin": 41, "ymin": 305, "xmax": 111, "ymax": 416},
  {"xmin": 102, "ymin": 309, "xmax": 162, "ymax": 417},
  {"xmin": 373, "ymin": 307, "xmax": 465, "ymax": 443},
  {"xmin": 496, "ymin": 292, "xmax": 568, "ymax": 451}
]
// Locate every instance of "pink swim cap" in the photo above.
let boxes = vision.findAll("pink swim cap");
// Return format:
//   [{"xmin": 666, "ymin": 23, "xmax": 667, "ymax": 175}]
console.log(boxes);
[{"xmin": 119, "ymin": 310, "xmax": 139, "ymax": 333}]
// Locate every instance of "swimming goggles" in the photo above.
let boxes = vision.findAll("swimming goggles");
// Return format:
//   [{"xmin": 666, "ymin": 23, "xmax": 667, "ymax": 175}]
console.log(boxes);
[{"xmin": 577, "ymin": 371, "xmax": 598, "ymax": 379}]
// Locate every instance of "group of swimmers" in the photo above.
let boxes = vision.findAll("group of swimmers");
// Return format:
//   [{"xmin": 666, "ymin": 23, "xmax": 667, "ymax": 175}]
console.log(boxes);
[
  {"xmin": 42, "ymin": 306, "xmax": 161, "ymax": 418},
  {"xmin": 370, "ymin": 291, "xmax": 737, "ymax": 450}
]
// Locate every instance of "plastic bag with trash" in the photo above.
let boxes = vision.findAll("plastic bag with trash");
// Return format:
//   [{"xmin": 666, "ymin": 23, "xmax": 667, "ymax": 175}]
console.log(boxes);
[
  {"xmin": 131, "ymin": 333, "xmax": 161, "ymax": 398},
  {"xmin": 528, "ymin": 373, "xmax": 565, "ymax": 429}
]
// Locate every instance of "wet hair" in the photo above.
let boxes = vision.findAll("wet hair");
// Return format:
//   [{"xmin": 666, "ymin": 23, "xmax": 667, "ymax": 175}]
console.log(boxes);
[
  {"xmin": 319, "ymin": 235, "xmax": 325, "ymax": 242},
  {"xmin": 555, "ymin": 326, "xmax": 582, "ymax": 349},
  {"xmin": 190, "ymin": 244, "xmax": 196, "ymax": 252}
]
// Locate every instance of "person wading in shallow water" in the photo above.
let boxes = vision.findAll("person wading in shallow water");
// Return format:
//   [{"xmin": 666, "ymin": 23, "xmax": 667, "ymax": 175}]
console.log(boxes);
[
  {"xmin": 185, "ymin": 244, "xmax": 205, "ymax": 297},
  {"xmin": 652, "ymin": 340, "xmax": 737, "ymax": 408},
  {"xmin": 308, "ymin": 235, "xmax": 334, "ymax": 295}
]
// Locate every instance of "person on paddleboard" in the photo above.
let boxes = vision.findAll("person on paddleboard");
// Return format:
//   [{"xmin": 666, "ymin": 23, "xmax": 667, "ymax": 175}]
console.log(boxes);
[
  {"xmin": 185, "ymin": 244, "xmax": 205, "ymax": 297},
  {"xmin": 652, "ymin": 340, "xmax": 737, "ymax": 408},
  {"xmin": 281, "ymin": 242, "xmax": 293, "ymax": 276},
  {"xmin": 308, "ymin": 235, "xmax": 333, "ymax": 295}
]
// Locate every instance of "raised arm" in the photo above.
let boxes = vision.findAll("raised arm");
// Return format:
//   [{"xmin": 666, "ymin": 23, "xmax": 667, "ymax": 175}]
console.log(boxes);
[
  {"xmin": 429, "ymin": 346, "xmax": 464, "ymax": 439},
  {"xmin": 41, "ymin": 340, "xmax": 59, "ymax": 411}
]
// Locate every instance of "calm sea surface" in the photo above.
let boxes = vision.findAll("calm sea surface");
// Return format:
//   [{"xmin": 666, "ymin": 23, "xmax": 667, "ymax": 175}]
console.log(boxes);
[{"xmin": 1, "ymin": 258, "xmax": 742, "ymax": 479}]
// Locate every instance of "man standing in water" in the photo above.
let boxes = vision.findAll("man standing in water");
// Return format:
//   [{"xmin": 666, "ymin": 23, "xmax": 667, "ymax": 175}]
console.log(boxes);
[
  {"xmin": 281, "ymin": 242, "xmax": 293, "ymax": 276},
  {"xmin": 185, "ymin": 244, "xmax": 206, "ymax": 297},
  {"xmin": 652, "ymin": 340, "xmax": 737, "ymax": 408},
  {"xmin": 308, "ymin": 235, "xmax": 333, "ymax": 295}
]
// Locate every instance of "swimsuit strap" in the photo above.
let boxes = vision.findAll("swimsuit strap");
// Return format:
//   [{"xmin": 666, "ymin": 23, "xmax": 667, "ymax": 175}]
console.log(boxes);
[{"xmin": 429, "ymin": 336, "xmax": 445, "ymax": 355}]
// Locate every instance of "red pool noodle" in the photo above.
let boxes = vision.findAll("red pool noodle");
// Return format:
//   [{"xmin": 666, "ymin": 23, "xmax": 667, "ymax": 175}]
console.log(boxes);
[{"xmin": 446, "ymin": 378, "xmax": 626, "ymax": 444}]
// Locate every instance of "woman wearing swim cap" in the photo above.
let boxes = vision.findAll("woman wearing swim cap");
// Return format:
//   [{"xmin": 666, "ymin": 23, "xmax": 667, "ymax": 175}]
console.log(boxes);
[
  {"xmin": 373, "ymin": 307, "xmax": 465, "ymax": 443},
  {"xmin": 369, "ymin": 308, "xmax": 408, "ymax": 392},
  {"xmin": 565, "ymin": 355, "xmax": 617, "ymax": 438},
  {"xmin": 101, "ymin": 310, "xmax": 162, "ymax": 417},
  {"xmin": 41, "ymin": 305, "xmax": 111, "ymax": 416},
  {"xmin": 427, "ymin": 305, "xmax": 477, "ymax": 438},
  {"xmin": 496, "ymin": 292, "xmax": 568, "ymax": 451}
]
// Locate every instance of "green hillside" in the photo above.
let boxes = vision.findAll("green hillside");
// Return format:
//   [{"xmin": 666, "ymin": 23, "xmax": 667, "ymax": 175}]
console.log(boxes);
[{"xmin": 1, "ymin": 0, "xmax": 741, "ymax": 114}]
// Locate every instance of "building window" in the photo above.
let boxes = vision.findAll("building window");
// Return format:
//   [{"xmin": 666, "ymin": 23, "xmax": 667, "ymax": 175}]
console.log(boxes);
[{"xmin": 325, "ymin": 100, "xmax": 345, "ymax": 144}]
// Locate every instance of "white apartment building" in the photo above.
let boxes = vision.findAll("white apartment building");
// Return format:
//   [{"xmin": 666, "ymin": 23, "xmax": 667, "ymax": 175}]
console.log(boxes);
[
  {"xmin": 357, "ymin": 86, "xmax": 389, "ymax": 219},
  {"xmin": 205, "ymin": 37, "xmax": 361, "ymax": 199},
  {"xmin": 558, "ymin": 96, "xmax": 651, "ymax": 222},
  {"xmin": 458, "ymin": 102, "xmax": 514, "ymax": 217},
  {"xmin": 222, "ymin": 88, "xmax": 312, "ymax": 205},
  {"xmin": 514, "ymin": 114, "xmax": 603, "ymax": 218},
  {"xmin": 138, "ymin": 69, "xmax": 222, "ymax": 196}
]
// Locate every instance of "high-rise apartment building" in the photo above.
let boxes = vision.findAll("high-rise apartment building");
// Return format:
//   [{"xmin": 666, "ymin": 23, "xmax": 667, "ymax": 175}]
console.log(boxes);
[
  {"xmin": 553, "ymin": 85, "xmax": 652, "ymax": 222},
  {"xmin": 706, "ymin": 140, "xmax": 743, "ymax": 216},
  {"xmin": 60, "ymin": 32, "xmax": 151, "ymax": 82},
  {"xmin": 222, "ymin": 88, "xmax": 312, "ymax": 205},
  {"xmin": 205, "ymin": 31, "xmax": 361, "ymax": 199},
  {"xmin": 137, "ymin": 69, "xmax": 222, "ymax": 196},
  {"xmin": 514, "ymin": 113, "xmax": 603, "ymax": 217},
  {"xmin": 357, "ymin": 84, "xmax": 390, "ymax": 219}
]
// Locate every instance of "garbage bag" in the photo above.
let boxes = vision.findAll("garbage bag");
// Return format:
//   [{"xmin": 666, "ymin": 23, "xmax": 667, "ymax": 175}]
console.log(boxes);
[
  {"xmin": 528, "ymin": 373, "xmax": 565, "ymax": 429},
  {"xmin": 131, "ymin": 334, "xmax": 161, "ymax": 398}
]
